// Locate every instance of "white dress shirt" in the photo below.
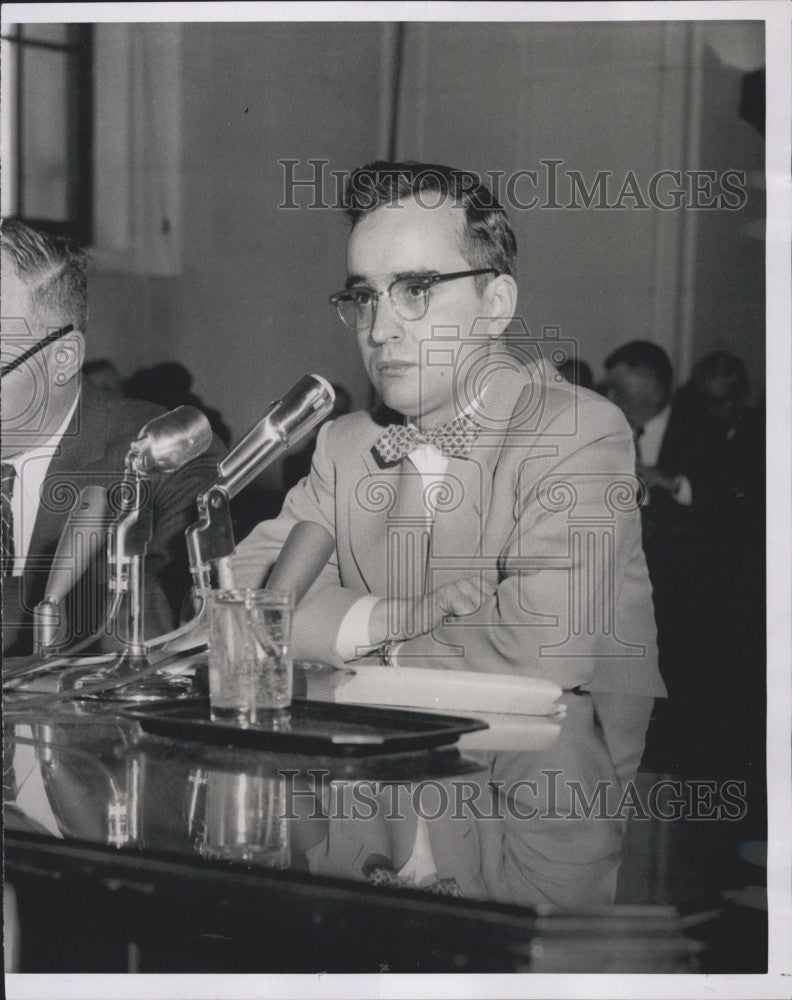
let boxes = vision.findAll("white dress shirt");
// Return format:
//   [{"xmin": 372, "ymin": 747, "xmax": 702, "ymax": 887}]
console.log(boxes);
[
  {"xmin": 7, "ymin": 395, "xmax": 80, "ymax": 576},
  {"xmin": 635, "ymin": 405, "xmax": 670, "ymax": 467},
  {"xmin": 636, "ymin": 405, "xmax": 692, "ymax": 507},
  {"xmin": 334, "ymin": 439, "xmax": 450, "ymax": 661}
]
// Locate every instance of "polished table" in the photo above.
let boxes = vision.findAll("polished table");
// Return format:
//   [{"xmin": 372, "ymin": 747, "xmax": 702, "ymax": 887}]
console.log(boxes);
[{"xmin": 3, "ymin": 660, "xmax": 752, "ymax": 974}]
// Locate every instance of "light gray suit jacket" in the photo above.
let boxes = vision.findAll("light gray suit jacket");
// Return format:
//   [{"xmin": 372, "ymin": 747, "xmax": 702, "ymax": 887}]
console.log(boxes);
[{"xmin": 234, "ymin": 361, "xmax": 665, "ymax": 698}]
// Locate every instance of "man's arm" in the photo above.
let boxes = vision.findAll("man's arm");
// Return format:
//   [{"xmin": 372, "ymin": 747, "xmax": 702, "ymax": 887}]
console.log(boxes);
[{"xmin": 232, "ymin": 422, "xmax": 365, "ymax": 666}]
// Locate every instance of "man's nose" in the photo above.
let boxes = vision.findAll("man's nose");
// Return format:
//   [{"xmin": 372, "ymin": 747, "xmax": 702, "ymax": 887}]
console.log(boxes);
[{"xmin": 368, "ymin": 296, "xmax": 404, "ymax": 345}]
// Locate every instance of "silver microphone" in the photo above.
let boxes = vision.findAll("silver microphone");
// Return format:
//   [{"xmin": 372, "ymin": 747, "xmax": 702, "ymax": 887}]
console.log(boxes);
[
  {"xmin": 216, "ymin": 375, "xmax": 335, "ymax": 499},
  {"xmin": 109, "ymin": 406, "xmax": 213, "ymax": 660},
  {"xmin": 128, "ymin": 406, "xmax": 213, "ymax": 475},
  {"xmin": 185, "ymin": 375, "xmax": 335, "ymax": 591}
]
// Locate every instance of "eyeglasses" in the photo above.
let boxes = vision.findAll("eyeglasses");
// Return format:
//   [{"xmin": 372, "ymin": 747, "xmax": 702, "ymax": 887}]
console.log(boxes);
[
  {"xmin": 0, "ymin": 324, "xmax": 74, "ymax": 379},
  {"xmin": 329, "ymin": 269, "xmax": 499, "ymax": 333}
]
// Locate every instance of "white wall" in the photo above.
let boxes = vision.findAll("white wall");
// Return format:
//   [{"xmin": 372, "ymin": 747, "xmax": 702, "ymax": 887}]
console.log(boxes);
[
  {"xmin": 86, "ymin": 21, "xmax": 765, "ymax": 474},
  {"xmin": 395, "ymin": 21, "xmax": 764, "ymax": 393},
  {"xmin": 89, "ymin": 24, "xmax": 386, "ymax": 482},
  {"xmin": 690, "ymin": 40, "xmax": 765, "ymax": 398}
]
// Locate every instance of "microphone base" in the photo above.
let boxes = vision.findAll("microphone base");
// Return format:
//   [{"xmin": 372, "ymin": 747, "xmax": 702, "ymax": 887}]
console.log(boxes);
[
  {"xmin": 70, "ymin": 650, "xmax": 200, "ymax": 703},
  {"xmin": 79, "ymin": 673, "xmax": 197, "ymax": 703}
]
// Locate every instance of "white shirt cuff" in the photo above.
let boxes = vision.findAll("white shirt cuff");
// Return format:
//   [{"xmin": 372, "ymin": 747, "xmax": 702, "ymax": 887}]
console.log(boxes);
[
  {"xmin": 674, "ymin": 475, "xmax": 693, "ymax": 506},
  {"xmin": 397, "ymin": 815, "xmax": 437, "ymax": 884},
  {"xmin": 335, "ymin": 594, "xmax": 382, "ymax": 662}
]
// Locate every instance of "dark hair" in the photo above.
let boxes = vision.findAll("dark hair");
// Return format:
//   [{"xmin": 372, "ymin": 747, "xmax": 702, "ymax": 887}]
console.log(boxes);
[
  {"xmin": 1, "ymin": 218, "xmax": 90, "ymax": 331},
  {"xmin": 557, "ymin": 357, "xmax": 594, "ymax": 390},
  {"xmin": 690, "ymin": 351, "xmax": 748, "ymax": 394},
  {"xmin": 604, "ymin": 340, "xmax": 673, "ymax": 396},
  {"xmin": 342, "ymin": 161, "xmax": 517, "ymax": 290}
]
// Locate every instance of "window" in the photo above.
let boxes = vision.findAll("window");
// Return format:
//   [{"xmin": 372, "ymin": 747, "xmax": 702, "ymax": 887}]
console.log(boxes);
[{"xmin": 1, "ymin": 23, "xmax": 93, "ymax": 242}]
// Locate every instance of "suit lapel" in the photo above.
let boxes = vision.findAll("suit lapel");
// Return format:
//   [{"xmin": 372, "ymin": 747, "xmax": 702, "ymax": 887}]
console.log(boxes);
[
  {"xmin": 429, "ymin": 365, "xmax": 528, "ymax": 590},
  {"xmin": 26, "ymin": 387, "xmax": 113, "ymax": 562},
  {"xmin": 347, "ymin": 423, "xmax": 397, "ymax": 595},
  {"xmin": 9, "ymin": 388, "xmax": 119, "ymax": 652}
]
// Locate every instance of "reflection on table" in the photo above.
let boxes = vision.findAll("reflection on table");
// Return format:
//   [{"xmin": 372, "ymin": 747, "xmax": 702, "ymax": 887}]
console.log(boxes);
[{"xmin": 3, "ymin": 660, "xmax": 765, "ymax": 973}]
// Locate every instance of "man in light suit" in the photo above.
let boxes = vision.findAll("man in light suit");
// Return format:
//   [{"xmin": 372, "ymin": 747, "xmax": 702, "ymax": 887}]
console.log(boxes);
[
  {"xmin": 234, "ymin": 162, "xmax": 664, "ymax": 908},
  {"xmin": 235, "ymin": 162, "xmax": 663, "ymax": 702}
]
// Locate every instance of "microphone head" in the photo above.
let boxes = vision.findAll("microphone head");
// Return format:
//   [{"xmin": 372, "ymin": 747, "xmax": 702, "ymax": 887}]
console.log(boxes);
[
  {"xmin": 130, "ymin": 406, "xmax": 213, "ymax": 474},
  {"xmin": 216, "ymin": 374, "xmax": 335, "ymax": 498},
  {"xmin": 309, "ymin": 374, "xmax": 335, "ymax": 402}
]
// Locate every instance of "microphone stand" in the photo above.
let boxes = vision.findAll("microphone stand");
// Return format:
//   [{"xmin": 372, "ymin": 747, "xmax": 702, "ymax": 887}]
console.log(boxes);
[
  {"xmin": 8, "ymin": 382, "xmax": 334, "ymax": 700},
  {"xmin": 69, "ymin": 407, "xmax": 215, "ymax": 702},
  {"xmin": 175, "ymin": 464, "xmax": 241, "ymax": 690},
  {"xmin": 32, "ymin": 600, "xmax": 62, "ymax": 656},
  {"xmin": 110, "ymin": 465, "xmax": 151, "ymax": 662},
  {"xmin": 185, "ymin": 375, "xmax": 335, "ymax": 594},
  {"xmin": 186, "ymin": 484, "xmax": 236, "ymax": 593},
  {"xmin": 70, "ymin": 457, "xmax": 196, "ymax": 701}
]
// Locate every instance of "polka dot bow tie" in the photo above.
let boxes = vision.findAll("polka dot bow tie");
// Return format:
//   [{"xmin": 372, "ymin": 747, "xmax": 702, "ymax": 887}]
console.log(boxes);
[{"xmin": 374, "ymin": 413, "xmax": 481, "ymax": 463}]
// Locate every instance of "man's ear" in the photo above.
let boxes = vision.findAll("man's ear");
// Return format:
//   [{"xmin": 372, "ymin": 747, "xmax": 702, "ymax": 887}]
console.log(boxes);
[
  {"xmin": 482, "ymin": 274, "xmax": 518, "ymax": 340},
  {"xmin": 51, "ymin": 329, "xmax": 85, "ymax": 386}
]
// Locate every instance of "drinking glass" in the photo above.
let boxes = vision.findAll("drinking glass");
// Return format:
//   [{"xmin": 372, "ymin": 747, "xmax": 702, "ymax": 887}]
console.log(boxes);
[{"xmin": 205, "ymin": 589, "xmax": 294, "ymax": 725}]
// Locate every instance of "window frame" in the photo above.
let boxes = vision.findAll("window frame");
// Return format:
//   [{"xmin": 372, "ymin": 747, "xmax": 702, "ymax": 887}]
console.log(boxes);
[{"xmin": 1, "ymin": 23, "xmax": 94, "ymax": 243}]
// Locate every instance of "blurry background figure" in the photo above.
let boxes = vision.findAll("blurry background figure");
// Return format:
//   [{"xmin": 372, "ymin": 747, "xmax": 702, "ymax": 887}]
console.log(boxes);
[
  {"xmin": 555, "ymin": 357, "xmax": 593, "ymax": 391},
  {"xmin": 605, "ymin": 340, "xmax": 764, "ymax": 775},
  {"xmin": 81, "ymin": 358, "xmax": 124, "ymax": 398},
  {"xmin": 604, "ymin": 342, "xmax": 674, "ymax": 463},
  {"xmin": 123, "ymin": 362, "xmax": 232, "ymax": 446},
  {"xmin": 669, "ymin": 351, "xmax": 764, "ymax": 539},
  {"xmin": 229, "ymin": 482, "xmax": 286, "ymax": 546},
  {"xmin": 282, "ymin": 383, "xmax": 353, "ymax": 491},
  {"xmin": 688, "ymin": 350, "xmax": 750, "ymax": 428},
  {"xmin": 604, "ymin": 340, "xmax": 694, "ymax": 515},
  {"xmin": 604, "ymin": 341, "xmax": 763, "ymax": 532}
]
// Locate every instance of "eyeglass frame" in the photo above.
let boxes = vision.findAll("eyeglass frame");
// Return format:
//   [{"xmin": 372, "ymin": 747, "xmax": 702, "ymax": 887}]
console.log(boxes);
[
  {"xmin": 328, "ymin": 268, "xmax": 500, "ymax": 332},
  {"xmin": 0, "ymin": 324, "xmax": 75, "ymax": 379}
]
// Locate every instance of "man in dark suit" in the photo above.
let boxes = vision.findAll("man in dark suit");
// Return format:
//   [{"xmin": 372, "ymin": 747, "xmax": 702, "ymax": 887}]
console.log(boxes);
[
  {"xmin": 1, "ymin": 220, "xmax": 222, "ymax": 657},
  {"xmin": 668, "ymin": 351, "xmax": 764, "ymax": 538},
  {"xmin": 664, "ymin": 351, "xmax": 764, "ymax": 764},
  {"xmin": 603, "ymin": 341, "xmax": 687, "ymax": 511},
  {"xmin": 604, "ymin": 341, "xmax": 764, "ymax": 770},
  {"xmin": 604, "ymin": 341, "xmax": 762, "ymax": 533}
]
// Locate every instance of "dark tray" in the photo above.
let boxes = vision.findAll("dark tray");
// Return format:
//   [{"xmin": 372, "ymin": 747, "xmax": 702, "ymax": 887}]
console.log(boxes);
[{"xmin": 124, "ymin": 698, "xmax": 488, "ymax": 756}]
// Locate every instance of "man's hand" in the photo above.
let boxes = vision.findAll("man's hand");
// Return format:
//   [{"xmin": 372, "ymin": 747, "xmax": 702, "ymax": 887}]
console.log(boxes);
[
  {"xmin": 368, "ymin": 574, "xmax": 497, "ymax": 645},
  {"xmin": 636, "ymin": 463, "xmax": 680, "ymax": 495}
]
